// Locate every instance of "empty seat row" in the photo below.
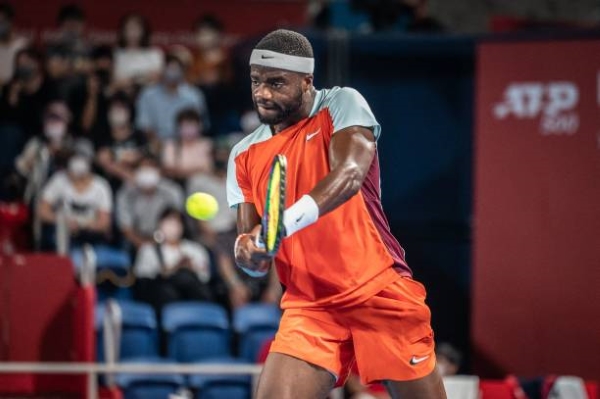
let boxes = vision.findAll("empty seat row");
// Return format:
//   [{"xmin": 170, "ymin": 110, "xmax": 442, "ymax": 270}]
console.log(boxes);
[
  {"xmin": 95, "ymin": 301, "xmax": 280, "ymax": 363},
  {"xmin": 113, "ymin": 357, "xmax": 252, "ymax": 399}
]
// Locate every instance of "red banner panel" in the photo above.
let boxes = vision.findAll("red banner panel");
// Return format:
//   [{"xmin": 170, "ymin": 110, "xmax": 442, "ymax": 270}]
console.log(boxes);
[
  {"xmin": 0, "ymin": 254, "xmax": 94, "ymax": 395},
  {"xmin": 473, "ymin": 40, "xmax": 600, "ymax": 382}
]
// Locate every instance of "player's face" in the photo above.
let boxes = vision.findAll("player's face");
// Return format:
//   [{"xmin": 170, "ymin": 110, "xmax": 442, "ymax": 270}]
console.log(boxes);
[{"xmin": 250, "ymin": 66, "xmax": 308, "ymax": 126}]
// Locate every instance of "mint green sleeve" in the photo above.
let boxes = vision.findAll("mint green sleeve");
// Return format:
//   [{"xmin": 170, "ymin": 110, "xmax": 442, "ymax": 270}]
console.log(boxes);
[{"xmin": 327, "ymin": 87, "xmax": 381, "ymax": 140}]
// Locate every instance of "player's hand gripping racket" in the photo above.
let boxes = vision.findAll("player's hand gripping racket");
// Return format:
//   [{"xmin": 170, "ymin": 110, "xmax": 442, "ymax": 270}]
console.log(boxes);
[{"xmin": 255, "ymin": 154, "xmax": 287, "ymax": 256}]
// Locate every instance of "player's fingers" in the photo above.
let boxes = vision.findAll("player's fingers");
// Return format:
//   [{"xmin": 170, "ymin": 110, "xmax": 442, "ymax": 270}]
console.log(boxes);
[{"xmin": 250, "ymin": 224, "xmax": 262, "ymax": 236}]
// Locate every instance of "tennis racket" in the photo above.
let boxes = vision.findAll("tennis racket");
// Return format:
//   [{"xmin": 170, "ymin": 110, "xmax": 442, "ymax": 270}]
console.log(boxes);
[{"xmin": 256, "ymin": 154, "xmax": 287, "ymax": 256}]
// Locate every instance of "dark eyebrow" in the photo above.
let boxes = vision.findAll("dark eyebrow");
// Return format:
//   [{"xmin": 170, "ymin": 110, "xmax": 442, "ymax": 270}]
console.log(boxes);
[
  {"xmin": 265, "ymin": 76, "xmax": 287, "ymax": 84},
  {"xmin": 250, "ymin": 72, "xmax": 288, "ymax": 82}
]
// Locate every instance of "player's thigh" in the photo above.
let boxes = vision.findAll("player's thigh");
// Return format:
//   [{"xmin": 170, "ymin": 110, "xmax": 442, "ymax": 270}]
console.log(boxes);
[
  {"xmin": 255, "ymin": 352, "xmax": 336, "ymax": 399},
  {"xmin": 384, "ymin": 368, "xmax": 447, "ymax": 399}
]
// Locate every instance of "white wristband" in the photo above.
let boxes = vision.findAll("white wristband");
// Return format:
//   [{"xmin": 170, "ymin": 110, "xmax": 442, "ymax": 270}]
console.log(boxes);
[{"xmin": 283, "ymin": 195, "xmax": 319, "ymax": 237}]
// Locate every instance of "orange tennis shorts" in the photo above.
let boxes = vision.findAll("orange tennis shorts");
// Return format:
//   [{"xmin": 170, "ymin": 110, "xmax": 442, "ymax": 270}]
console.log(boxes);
[{"xmin": 270, "ymin": 275, "xmax": 437, "ymax": 385}]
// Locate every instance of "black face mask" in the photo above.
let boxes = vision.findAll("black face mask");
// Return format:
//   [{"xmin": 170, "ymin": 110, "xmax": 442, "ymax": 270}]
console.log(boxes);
[{"xmin": 15, "ymin": 66, "xmax": 36, "ymax": 82}]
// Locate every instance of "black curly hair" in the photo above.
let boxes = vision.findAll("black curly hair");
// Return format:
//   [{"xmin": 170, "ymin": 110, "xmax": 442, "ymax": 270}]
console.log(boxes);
[{"xmin": 254, "ymin": 29, "xmax": 313, "ymax": 58}]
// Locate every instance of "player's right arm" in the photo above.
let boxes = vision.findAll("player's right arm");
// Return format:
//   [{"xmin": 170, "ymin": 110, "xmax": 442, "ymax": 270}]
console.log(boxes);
[{"xmin": 234, "ymin": 203, "xmax": 271, "ymax": 274}]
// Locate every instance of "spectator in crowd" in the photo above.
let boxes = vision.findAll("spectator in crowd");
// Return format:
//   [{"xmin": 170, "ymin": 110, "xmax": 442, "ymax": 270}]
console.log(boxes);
[
  {"xmin": 113, "ymin": 13, "xmax": 164, "ymax": 89},
  {"xmin": 116, "ymin": 153, "xmax": 183, "ymax": 249},
  {"xmin": 404, "ymin": 0, "xmax": 444, "ymax": 32},
  {"xmin": 189, "ymin": 14, "xmax": 238, "ymax": 136},
  {"xmin": 350, "ymin": 0, "xmax": 443, "ymax": 32},
  {"xmin": 50, "ymin": 4, "xmax": 90, "ymax": 70},
  {"xmin": 188, "ymin": 14, "xmax": 232, "ymax": 87},
  {"xmin": 14, "ymin": 101, "xmax": 93, "ymax": 203},
  {"xmin": 306, "ymin": 0, "xmax": 332, "ymax": 31},
  {"xmin": 0, "ymin": 48, "xmax": 51, "ymax": 138},
  {"xmin": 133, "ymin": 207, "xmax": 214, "ymax": 315},
  {"xmin": 0, "ymin": 2, "xmax": 28, "ymax": 86},
  {"xmin": 38, "ymin": 150, "xmax": 112, "ymax": 252},
  {"xmin": 135, "ymin": 54, "xmax": 209, "ymax": 147},
  {"xmin": 436, "ymin": 342, "xmax": 462, "ymax": 377},
  {"xmin": 44, "ymin": 45, "xmax": 88, "ymax": 135},
  {"xmin": 187, "ymin": 142, "xmax": 279, "ymax": 309},
  {"xmin": 161, "ymin": 108, "xmax": 213, "ymax": 184},
  {"xmin": 96, "ymin": 93, "xmax": 147, "ymax": 191},
  {"xmin": 81, "ymin": 45, "xmax": 118, "ymax": 140}
]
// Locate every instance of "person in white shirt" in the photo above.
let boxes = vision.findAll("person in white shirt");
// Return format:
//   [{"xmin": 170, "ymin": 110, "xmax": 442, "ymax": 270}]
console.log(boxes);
[
  {"xmin": 113, "ymin": 13, "xmax": 163, "ymax": 88},
  {"xmin": 38, "ymin": 152, "xmax": 112, "ymax": 248},
  {"xmin": 133, "ymin": 207, "xmax": 214, "ymax": 316}
]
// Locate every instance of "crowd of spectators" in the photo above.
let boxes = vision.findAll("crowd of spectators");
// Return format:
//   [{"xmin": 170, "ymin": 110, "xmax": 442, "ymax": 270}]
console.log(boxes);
[{"xmin": 0, "ymin": 2, "xmax": 272, "ymax": 314}]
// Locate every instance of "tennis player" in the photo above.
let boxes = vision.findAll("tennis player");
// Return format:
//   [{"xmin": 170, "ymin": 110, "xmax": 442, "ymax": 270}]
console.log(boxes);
[{"xmin": 227, "ymin": 29, "xmax": 447, "ymax": 399}]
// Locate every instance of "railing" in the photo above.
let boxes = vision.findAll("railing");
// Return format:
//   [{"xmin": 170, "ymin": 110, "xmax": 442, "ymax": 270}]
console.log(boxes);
[{"xmin": 0, "ymin": 361, "xmax": 264, "ymax": 399}]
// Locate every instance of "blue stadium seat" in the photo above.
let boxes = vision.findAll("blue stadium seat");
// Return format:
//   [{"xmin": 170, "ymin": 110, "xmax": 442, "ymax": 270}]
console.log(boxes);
[
  {"xmin": 96, "ymin": 300, "xmax": 159, "ymax": 361},
  {"xmin": 188, "ymin": 357, "xmax": 252, "ymax": 399},
  {"xmin": 233, "ymin": 303, "xmax": 281, "ymax": 362},
  {"xmin": 162, "ymin": 302, "xmax": 231, "ymax": 362},
  {"xmin": 71, "ymin": 245, "xmax": 131, "ymax": 274},
  {"xmin": 115, "ymin": 357, "xmax": 184, "ymax": 399}
]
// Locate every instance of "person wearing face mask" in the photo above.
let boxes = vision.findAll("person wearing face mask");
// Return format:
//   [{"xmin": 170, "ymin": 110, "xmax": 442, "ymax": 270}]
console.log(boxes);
[
  {"xmin": 116, "ymin": 154, "xmax": 184, "ymax": 250},
  {"xmin": 38, "ymin": 151, "xmax": 113, "ymax": 252},
  {"xmin": 96, "ymin": 93, "xmax": 147, "ymax": 191},
  {"xmin": 136, "ymin": 54, "xmax": 209, "ymax": 145},
  {"xmin": 14, "ymin": 101, "xmax": 93, "ymax": 203},
  {"xmin": 161, "ymin": 108, "xmax": 213, "ymax": 183},
  {"xmin": 133, "ymin": 208, "xmax": 214, "ymax": 323},
  {"xmin": 0, "ymin": 2, "xmax": 28, "ymax": 86},
  {"xmin": 0, "ymin": 48, "xmax": 51, "ymax": 139},
  {"xmin": 113, "ymin": 13, "xmax": 164, "ymax": 88}
]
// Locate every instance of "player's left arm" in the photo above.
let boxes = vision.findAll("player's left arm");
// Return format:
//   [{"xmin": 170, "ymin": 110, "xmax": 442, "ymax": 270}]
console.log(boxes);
[{"xmin": 309, "ymin": 125, "xmax": 375, "ymax": 216}]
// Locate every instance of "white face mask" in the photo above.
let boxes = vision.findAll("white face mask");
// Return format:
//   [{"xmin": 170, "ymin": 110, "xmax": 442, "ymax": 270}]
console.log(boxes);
[
  {"xmin": 160, "ymin": 218, "xmax": 183, "ymax": 242},
  {"xmin": 45, "ymin": 121, "xmax": 67, "ymax": 142},
  {"xmin": 108, "ymin": 107, "xmax": 130, "ymax": 128},
  {"xmin": 68, "ymin": 156, "xmax": 90, "ymax": 178},
  {"xmin": 135, "ymin": 167, "xmax": 160, "ymax": 189}
]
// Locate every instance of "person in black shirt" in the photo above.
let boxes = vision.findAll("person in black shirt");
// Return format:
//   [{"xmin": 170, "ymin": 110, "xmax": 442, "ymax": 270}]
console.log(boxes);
[
  {"xmin": 0, "ymin": 48, "xmax": 52, "ymax": 139},
  {"xmin": 95, "ymin": 93, "xmax": 147, "ymax": 192}
]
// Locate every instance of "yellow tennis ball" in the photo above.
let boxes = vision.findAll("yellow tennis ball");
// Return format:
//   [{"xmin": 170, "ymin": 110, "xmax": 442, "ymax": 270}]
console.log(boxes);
[{"xmin": 186, "ymin": 192, "xmax": 219, "ymax": 221}]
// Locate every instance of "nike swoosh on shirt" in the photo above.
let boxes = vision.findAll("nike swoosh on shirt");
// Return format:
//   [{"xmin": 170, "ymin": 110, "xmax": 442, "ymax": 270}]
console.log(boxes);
[
  {"xmin": 306, "ymin": 129, "xmax": 321, "ymax": 141},
  {"xmin": 261, "ymin": 55, "xmax": 274, "ymax": 59},
  {"xmin": 409, "ymin": 355, "xmax": 430, "ymax": 365}
]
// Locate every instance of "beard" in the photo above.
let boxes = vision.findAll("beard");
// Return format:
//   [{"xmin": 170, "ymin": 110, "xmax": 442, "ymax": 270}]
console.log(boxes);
[{"xmin": 254, "ymin": 89, "xmax": 304, "ymax": 126}]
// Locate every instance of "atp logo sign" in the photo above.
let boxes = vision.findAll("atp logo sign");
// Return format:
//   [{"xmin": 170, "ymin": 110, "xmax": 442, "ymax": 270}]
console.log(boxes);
[{"xmin": 493, "ymin": 82, "xmax": 579, "ymax": 135}]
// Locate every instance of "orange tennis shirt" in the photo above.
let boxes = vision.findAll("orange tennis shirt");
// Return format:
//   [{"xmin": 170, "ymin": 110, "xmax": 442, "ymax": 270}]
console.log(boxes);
[{"xmin": 227, "ymin": 87, "xmax": 411, "ymax": 309}]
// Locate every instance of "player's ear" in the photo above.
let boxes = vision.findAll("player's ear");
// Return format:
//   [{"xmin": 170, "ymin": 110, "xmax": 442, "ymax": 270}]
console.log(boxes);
[{"xmin": 302, "ymin": 74, "xmax": 313, "ymax": 92}]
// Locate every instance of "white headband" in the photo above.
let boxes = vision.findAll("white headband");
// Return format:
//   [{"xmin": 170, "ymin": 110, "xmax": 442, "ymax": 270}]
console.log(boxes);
[{"xmin": 249, "ymin": 49, "xmax": 314, "ymax": 74}]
